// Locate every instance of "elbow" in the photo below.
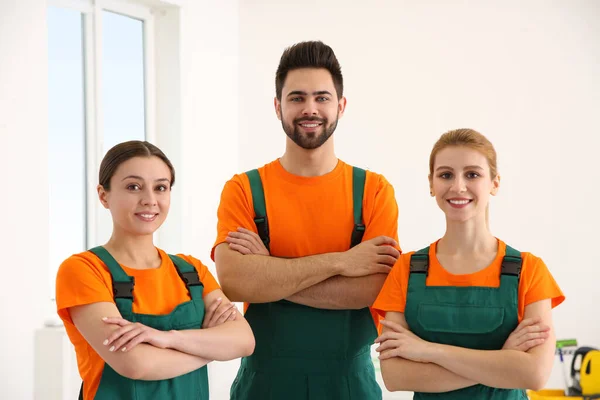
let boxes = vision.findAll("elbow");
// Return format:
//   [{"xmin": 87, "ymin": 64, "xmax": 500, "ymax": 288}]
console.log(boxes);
[
  {"xmin": 215, "ymin": 264, "xmax": 245, "ymax": 302},
  {"xmin": 241, "ymin": 333, "xmax": 256, "ymax": 357},
  {"xmin": 523, "ymin": 353, "xmax": 553, "ymax": 391},
  {"xmin": 114, "ymin": 351, "xmax": 162, "ymax": 380},
  {"xmin": 382, "ymin": 374, "xmax": 401, "ymax": 392},
  {"xmin": 381, "ymin": 361, "xmax": 402, "ymax": 392},
  {"xmin": 219, "ymin": 279, "xmax": 244, "ymax": 302},
  {"xmin": 112, "ymin": 358, "xmax": 146, "ymax": 380},
  {"xmin": 526, "ymin": 370, "xmax": 551, "ymax": 391},
  {"xmin": 230, "ymin": 326, "xmax": 256, "ymax": 360},
  {"xmin": 216, "ymin": 266, "xmax": 245, "ymax": 302},
  {"xmin": 219, "ymin": 274, "xmax": 271, "ymax": 303},
  {"xmin": 212, "ymin": 324, "xmax": 256, "ymax": 361},
  {"xmin": 382, "ymin": 375, "xmax": 396, "ymax": 392}
]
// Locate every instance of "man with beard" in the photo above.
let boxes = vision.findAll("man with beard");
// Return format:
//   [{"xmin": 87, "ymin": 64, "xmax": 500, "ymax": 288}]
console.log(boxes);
[{"xmin": 211, "ymin": 41, "xmax": 401, "ymax": 400}]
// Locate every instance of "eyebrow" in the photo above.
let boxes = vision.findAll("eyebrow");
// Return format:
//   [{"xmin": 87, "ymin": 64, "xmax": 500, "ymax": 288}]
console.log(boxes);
[
  {"xmin": 286, "ymin": 90, "xmax": 333, "ymax": 97},
  {"xmin": 435, "ymin": 165, "xmax": 485, "ymax": 172},
  {"xmin": 122, "ymin": 175, "xmax": 171, "ymax": 183}
]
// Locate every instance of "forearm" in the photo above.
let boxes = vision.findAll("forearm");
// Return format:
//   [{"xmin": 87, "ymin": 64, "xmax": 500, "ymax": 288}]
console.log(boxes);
[
  {"xmin": 169, "ymin": 319, "xmax": 255, "ymax": 361},
  {"xmin": 285, "ymin": 274, "xmax": 387, "ymax": 309},
  {"xmin": 215, "ymin": 245, "xmax": 342, "ymax": 303},
  {"xmin": 430, "ymin": 344, "xmax": 548, "ymax": 390},
  {"xmin": 381, "ymin": 357, "xmax": 477, "ymax": 393},
  {"xmin": 123, "ymin": 344, "xmax": 210, "ymax": 380}
]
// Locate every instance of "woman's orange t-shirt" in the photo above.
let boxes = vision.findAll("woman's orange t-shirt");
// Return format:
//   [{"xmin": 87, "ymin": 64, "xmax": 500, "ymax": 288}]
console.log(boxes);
[
  {"xmin": 55, "ymin": 249, "xmax": 220, "ymax": 399},
  {"xmin": 373, "ymin": 239, "xmax": 565, "ymax": 323}
]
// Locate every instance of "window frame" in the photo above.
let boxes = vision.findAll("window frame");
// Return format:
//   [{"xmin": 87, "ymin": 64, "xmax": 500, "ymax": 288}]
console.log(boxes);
[
  {"xmin": 48, "ymin": 0, "xmax": 158, "ymax": 252},
  {"xmin": 47, "ymin": 0, "xmax": 186, "ymax": 305}
]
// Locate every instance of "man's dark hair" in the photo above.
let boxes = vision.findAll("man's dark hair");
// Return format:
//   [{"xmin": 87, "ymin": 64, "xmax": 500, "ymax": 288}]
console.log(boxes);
[{"xmin": 275, "ymin": 41, "xmax": 343, "ymax": 100}]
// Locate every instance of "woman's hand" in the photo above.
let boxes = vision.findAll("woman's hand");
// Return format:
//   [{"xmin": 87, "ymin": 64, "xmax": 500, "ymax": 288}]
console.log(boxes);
[
  {"xmin": 375, "ymin": 319, "xmax": 436, "ymax": 363},
  {"xmin": 226, "ymin": 228, "xmax": 270, "ymax": 255},
  {"xmin": 102, "ymin": 317, "xmax": 172, "ymax": 352},
  {"xmin": 202, "ymin": 297, "xmax": 237, "ymax": 329},
  {"xmin": 502, "ymin": 316, "xmax": 550, "ymax": 352}
]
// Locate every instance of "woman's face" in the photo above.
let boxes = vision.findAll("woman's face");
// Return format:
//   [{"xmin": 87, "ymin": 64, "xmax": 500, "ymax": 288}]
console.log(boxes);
[
  {"xmin": 430, "ymin": 146, "xmax": 499, "ymax": 223},
  {"xmin": 98, "ymin": 156, "xmax": 172, "ymax": 237}
]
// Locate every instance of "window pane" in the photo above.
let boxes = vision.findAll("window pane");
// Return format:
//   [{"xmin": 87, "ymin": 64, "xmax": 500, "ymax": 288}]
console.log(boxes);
[
  {"xmin": 102, "ymin": 10, "xmax": 146, "ymax": 154},
  {"xmin": 48, "ymin": 6, "xmax": 87, "ymax": 299}
]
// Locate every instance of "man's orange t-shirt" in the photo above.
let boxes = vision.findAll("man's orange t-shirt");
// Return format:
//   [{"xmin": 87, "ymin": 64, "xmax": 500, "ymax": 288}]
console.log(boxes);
[
  {"xmin": 211, "ymin": 159, "xmax": 400, "ymax": 325},
  {"xmin": 55, "ymin": 249, "xmax": 220, "ymax": 400},
  {"xmin": 373, "ymin": 239, "xmax": 565, "ymax": 323}
]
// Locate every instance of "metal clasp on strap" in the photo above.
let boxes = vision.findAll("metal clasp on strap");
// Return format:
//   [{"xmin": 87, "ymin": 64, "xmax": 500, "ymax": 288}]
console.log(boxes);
[
  {"xmin": 350, "ymin": 224, "xmax": 366, "ymax": 248},
  {"xmin": 255, "ymin": 216, "xmax": 270, "ymax": 249},
  {"xmin": 501, "ymin": 259, "xmax": 522, "ymax": 277},
  {"xmin": 113, "ymin": 279, "xmax": 134, "ymax": 299},
  {"xmin": 410, "ymin": 252, "xmax": 430, "ymax": 275},
  {"xmin": 180, "ymin": 271, "xmax": 202, "ymax": 287}
]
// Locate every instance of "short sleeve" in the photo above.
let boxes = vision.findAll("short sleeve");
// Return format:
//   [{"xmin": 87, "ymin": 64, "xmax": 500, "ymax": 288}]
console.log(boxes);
[
  {"xmin": 55, "ymin": 254, "xmax": 114, "ymax": 324},
  {"xmin": 372, "ymin": 253, "xmax": 412, "ymax": 316},
  {"xmin": 211, "ymin": 176, "xmax": 257, "ymax": 260},
  {"xmin": 520, "ymin": 253, "xmax": 565, "ymax": 310},
  {"xmin": 179, "ymin": 255, "xmax": 221, "ymax": 297},
  {"xmin": 362, "ymin": 172, "xmax": 401, "ymax": 252}
]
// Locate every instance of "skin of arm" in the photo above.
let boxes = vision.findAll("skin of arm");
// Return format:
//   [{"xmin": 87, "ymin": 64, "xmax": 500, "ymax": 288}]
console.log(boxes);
[
  {"xmin": 165, "ymin": 289, "xmax": 255, "ymax": 360},
  {"xmin": 380, "ymin": 312, "xmax": 478, "ymax": 393},
  {"xmin": 285, "ymin": 273, "xmax": 388, "ymax": 309},
  {"xmin": 70, "ymin": 301, "xmax": 210, "ymax": 381},
  {"xmin": 215, "ymin": 173, "xmax": 399, "ymax": 305},
  {"xmin": 218, "ymin": 228, "xmax": 398, "ymax": 306},
  {"xmin": 378, "ymin": 300, "xmax": 555, "ymax": 391},
  {"xmin": 214, "ymin": 243, "xmax": 343, "ymax": 303},
  {"xmin": 424, "ymin": 299, "xmax": 555, "ymax": 390},
  {"xmin": 214, "ymin": 236, "xmax": 396, "ymax": 303},
  {"xmin": 71, "ymin": 290, "xmax": 256, "ymax": 380}
]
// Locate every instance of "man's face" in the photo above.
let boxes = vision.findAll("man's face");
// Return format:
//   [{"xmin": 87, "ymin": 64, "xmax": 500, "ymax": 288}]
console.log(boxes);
[{"xmin": 275, "ymin": 68, "xmax": 346, "ymax": 150}]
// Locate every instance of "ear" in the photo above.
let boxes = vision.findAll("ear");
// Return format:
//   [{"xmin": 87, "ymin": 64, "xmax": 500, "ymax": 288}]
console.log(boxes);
[
  {"xmin": 97, "ymin": 184, "xmax": 110, "ymax": 209},
  {"xmin": 337, "ymin": 96, "xmax": 347, "ymax": 118},
  {"xmin": 274, "ymin": 97, "xmax": 282, "ymax": 121},
  {"xmin": 428, "ymin": 174, "xmax": 435, "ymax": 197},
  {"xmin": 490, "ymin": 174, "xmax": 500, "ymax": 196}
]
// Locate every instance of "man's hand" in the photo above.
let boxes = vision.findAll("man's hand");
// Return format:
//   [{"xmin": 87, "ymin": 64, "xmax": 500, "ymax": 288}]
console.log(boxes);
[{"xmin": 338, "ymin": 236, "xmax": 399, "ymax": 277}]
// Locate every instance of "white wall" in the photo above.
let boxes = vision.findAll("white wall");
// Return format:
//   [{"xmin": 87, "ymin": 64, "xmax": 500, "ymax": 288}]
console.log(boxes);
[
  {"xmin": 177, "ymin": 1, "xmax": 240, "ymax": 399},
  {"xmin": 238, "ymin": 0, "xmax": 600, "ymax": 394},
  {"xmin": 1, "ymin": 0, "xmax": 240, "ymax": 399},
  {"xmin": 5, "ymin": 0, "xmax": 599, "ymax": 399},
  {"xmin": 0, "ymin": 0, "xmax": 48, "ymax": 397}
]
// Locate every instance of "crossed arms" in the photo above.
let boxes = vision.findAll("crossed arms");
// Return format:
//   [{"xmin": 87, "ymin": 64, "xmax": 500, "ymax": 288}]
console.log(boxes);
[
  {"xmin": 376, "ymin": 300, "xmax": 555, "ymax": 393},
  {"xmin": 215, "ymin": 228, "xmax": 400, "ymax": 309},
  {"xmin": 70, "ymin": 288, "xmax": 255, "ymax": 381}
]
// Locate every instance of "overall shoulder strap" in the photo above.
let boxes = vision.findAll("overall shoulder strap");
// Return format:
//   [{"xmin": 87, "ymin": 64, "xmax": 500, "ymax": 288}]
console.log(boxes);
[
  {"xmin": 350, "ymin": 166, "xmax": 366, "ymax": 248},
  {"xmin": 169, "ymin": 255, "xmax": 204, "ymax": 300},
  {"xmin": 246, "ymin": 169, "xmax": 269, "ymax": 251},
  {"xmin": 501, "ymin": 245, "xmax": 522, "ymax": 279},
  {"xmin": 410, "ymin": 246, "xmax": 430, "ymax": 274},
  {"xmin": 88, "ymin": 246, "xmax": 134, "ymax": 315}
]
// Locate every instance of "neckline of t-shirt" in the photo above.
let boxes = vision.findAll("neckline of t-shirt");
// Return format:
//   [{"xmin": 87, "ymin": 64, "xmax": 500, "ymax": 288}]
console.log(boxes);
[
  {"xmin": 429, "ymin": 238, "xmax": 506, "ymax": 282},
  {"xmin": 110, "ymin": 248, "xmax": 167, "ymax": 276},
  {"xmin": 270, "ymin": 158, "xmax": 346, "ymax": 186}
]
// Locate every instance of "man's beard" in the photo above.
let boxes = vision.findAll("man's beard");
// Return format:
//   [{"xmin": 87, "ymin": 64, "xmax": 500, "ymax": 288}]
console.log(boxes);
[{"xmin": 282, "ymin": 114, "xmax": 339, "ymax": 150}]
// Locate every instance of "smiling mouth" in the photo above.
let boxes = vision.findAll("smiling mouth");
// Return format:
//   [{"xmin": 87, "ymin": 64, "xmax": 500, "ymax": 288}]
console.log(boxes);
[
  {"xmin": 136, "ymin": 213, "xmax": 158, "ymax": 221},
  {"xmin": 448, "ymin": 199, "xmax": 472, "ymax": 205},
  {"xmin": 298, "ymin": 122, "xmax": 323, "ymax": 128}
]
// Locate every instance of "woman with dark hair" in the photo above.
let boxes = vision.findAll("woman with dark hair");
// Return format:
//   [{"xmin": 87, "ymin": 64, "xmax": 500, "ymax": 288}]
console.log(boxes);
[{"xmin": 56, "ymin": 140, "xmax": 255, "ymax": 399}]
